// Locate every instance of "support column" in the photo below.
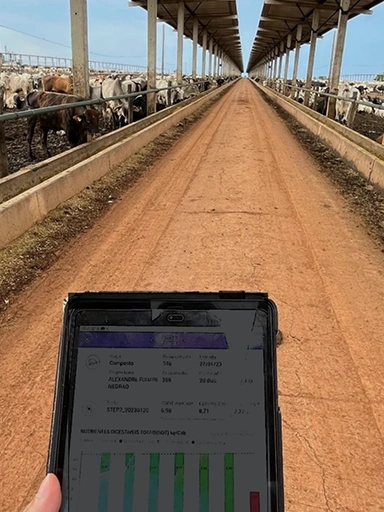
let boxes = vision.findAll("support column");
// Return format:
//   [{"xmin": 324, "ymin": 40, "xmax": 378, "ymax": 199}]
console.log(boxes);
[
  {"xmin": 70, "ymin": 0, "xmax": 90, "ymax": 98},
  {"xmin": 273, "ymin": 48, "xmax": 278, "ymax": 83},
  {"xmin": 327, "ymin": 0, "xmax": 351, "ymax": 119},
  {"xmin": 277, "ymin": 41, "xmax": 284, "ymax": 79},
  {"xmin": 208, "ymin": 38, "xmax": 213, "ymax": 79},
  {"xmin": 201, "ymin": 30, "xmax": 207, "ymax": 78},
  {"xmin": 304, "ymin": 10, "xmax": 320, "ymax": 106},
  {"xmin": 328, "ymin": 30, "xmax": 337, "ymax": 84},
  {"xmin": 291, "ymin": 25, "xmax": 302, "ymax": 98},
  {"xmin": 146, "ymin": 0, "xmax": 157, "ymax": 116},
  {"xmin": 192, "ymin": 18, "xmax": 198, "ymax": 80},
  {"xmin": 177, "ymin": 0, "xmax": 184, "ymax": 84},
  {"xmin": 283, "ymin": 34, "xmax": 292, "ymax": 94},
  {"xmin": 161, "ymin": 23, "xmax": 165, "ymax": 79},
  {"xmin": 213, "ymin": 45, "xmax": 217, "ymax": 78}
]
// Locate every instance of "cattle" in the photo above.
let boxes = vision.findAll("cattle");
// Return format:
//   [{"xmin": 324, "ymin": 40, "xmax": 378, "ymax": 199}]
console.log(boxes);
[
  {"xmin": 336, "ymin": 85, "xmax": 361, "ymax": 126},
  {"xmin": 0, "ymin": 72, "xmax": 33, "ymax": 109},
  {"xmin": 101, "ymin": 77, "xmax": 129, "ymax": 129},
  {"xmin": 368, "ymin": 95, "xmax": 383, "ymax": 105},
  {"xmin": 121, "ymin": 79, "xmax": 147, "ymax": 120},
  {"xmin": 41, "ymin": 75, "xmax": 73, "ymax": 94},
  {"xmin": 89, "ymin": 75, "xmax": 104, "ymax": 88},
  {"xmin": 316, "ymin": 87, "xmax": 330, "ymax": 115},
  {"xmin": 155, "ymin": 79, "xmax": 184, "ymax": 108},
  {"xmin": 26, "ymin": 91, "xmax": 100, "ymax": 159}
]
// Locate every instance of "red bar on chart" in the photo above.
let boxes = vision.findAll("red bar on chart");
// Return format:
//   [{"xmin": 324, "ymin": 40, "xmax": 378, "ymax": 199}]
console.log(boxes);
[{"xmin": 250, "ymin": 492, "xmax": 260, "ymax": 512}]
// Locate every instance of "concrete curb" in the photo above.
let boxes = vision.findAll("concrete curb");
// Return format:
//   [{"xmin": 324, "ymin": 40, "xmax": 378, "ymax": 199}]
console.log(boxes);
[
  {"xmin": 252, "ymin": 81, "xmax": 384, "ymax": 190},
  {"xmin": 0, "ymin": 81, "xmax": 235, "ymax": 250}
]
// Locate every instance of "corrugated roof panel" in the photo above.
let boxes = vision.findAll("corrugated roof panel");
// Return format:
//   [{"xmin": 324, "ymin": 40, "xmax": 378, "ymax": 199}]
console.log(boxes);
[
  {"xmin": 247, "ymin": 0, "xmax": 383, "ymax": 72},
  {"xmin": 130, "ymin": 0, "xmax": 243, "ymax": 72}
]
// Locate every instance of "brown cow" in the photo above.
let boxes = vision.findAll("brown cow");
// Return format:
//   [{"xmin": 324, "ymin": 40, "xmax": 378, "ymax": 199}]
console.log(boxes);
[
  {"xmin": 376, "ymin": 133, "xmax": 384, "ymax": 145},
  {"xmin": 26, "ymin": 91, "xmax": 99, "ymax": 159},
  {"xmin": 41, "ymin": 74, "xmax": 73, "ymax": 94}
]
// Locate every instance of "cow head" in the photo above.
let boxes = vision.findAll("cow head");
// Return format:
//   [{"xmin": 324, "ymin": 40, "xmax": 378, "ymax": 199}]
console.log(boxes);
[
  {"xmin": 112, "ymin": 105, "xmax": 128, "ymax": 128},
  {"xmin": 72, "ymin": 108, "xmax": 100, "ymax": 141},
  {"xmin": 172, "ymin": 87, "xmax": 184, "ymax": 104}
]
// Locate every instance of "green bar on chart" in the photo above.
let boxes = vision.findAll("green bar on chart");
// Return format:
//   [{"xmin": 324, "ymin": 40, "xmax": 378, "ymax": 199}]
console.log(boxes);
[
  {"xmin": 199, "ymin": 454, "xmax": 209, "ymax": 512},
  {"xmin": 224, "ymin": 454, "xmax": 234, "ymax": 512},
  {"xmin": 173, "ymin": 453, "xmax": 184, "ymax": 512},
  {"xmin": 123, "ymin": 454, "xmax": 135, "ymax": 512},
  {"xmin": 98, "ymin": 453, "xmax": 110, "ymax": 512},
  {"xmin": 148, "ymin": 453, "xmax": 160, "ymax": 512}
]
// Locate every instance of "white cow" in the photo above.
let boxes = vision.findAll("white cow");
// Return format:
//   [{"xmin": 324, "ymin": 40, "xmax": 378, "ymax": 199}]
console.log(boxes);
[
  {"xmin": 0, "ymin": 72, "xmax": 33, "ymax": 109},
  {"xmin": 336, "ymin": 85, "xmax": 361, "ymax": 126},
  {"xmin": 101, "ymin": 77, "xmax": 129, "ymax": 129}
]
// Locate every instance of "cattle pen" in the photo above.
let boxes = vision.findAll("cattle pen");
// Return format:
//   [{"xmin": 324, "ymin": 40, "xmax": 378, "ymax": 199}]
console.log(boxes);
[{"xmin": 1, "ymin": 1, "xmax": 384, "ymax": 512}]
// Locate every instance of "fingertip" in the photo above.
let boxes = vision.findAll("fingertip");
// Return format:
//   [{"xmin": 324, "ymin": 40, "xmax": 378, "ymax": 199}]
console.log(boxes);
[{"xmin": 33, "ymin": 473, "xmax": 62, "ymax": 511}]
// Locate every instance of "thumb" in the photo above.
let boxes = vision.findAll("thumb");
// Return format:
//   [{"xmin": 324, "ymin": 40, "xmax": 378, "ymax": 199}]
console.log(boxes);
[{"xmin": 24, "ymin": 474, "xmax": 62, "ymax": 512}]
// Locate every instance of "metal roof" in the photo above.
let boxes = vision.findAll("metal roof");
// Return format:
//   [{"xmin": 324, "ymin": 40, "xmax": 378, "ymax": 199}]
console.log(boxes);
[
  {"xmin": 247, "ymin": 0, "xmax": 384, "ymax": 73},
  {"xmin": 130, "ymin": 0, "xmax": 243, "ymax": 72}
]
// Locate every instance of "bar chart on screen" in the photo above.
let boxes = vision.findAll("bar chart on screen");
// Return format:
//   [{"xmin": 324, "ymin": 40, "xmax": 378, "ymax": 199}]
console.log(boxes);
[{"xmin": 75, "ymin": 451, "xmax": 261, "ymax": 512}]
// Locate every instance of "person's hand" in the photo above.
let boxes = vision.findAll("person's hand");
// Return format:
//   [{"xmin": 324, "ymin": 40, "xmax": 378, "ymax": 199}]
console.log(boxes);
[{"xmin": 23, "ymin": 474, "xmax": 61, "ymax": 512}]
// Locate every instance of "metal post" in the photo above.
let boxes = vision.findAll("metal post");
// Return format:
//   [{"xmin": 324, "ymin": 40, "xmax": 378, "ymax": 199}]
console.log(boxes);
[
  {"xmin": 208, "ymin": 38, "xmax": 213, "ymax": 79},
  {"xmin": 70, "ymin": 0, "xmax": 90, "ymax": 98},
  {"xmin": 291, "ymin": 25, "xmax": 302, "ymax": 98},
  {"xmin": 0, "ymin": 87, "xmax": 9, "ymax": 178},
  {"xmin": 127, "ymin": 83, "xmax": 134, "ymax": 124},
  {"xmin": 167, "ymin": 80, "xmax": 173, "ymax": 106},
  {"xmin": 161, "ymin": 23, "xmax": 165, "ymax": 79},
  {"xmin": 147, "ymin": 0, "xmax": 157, "ymax": 116},
  {"xmin": 177, "ymin": 1, "xmax": 184, "ymax": 84},
  {"xmin": 304, "ymin": 9, "xmax": 319, "ymax": 106},
  {"xmin": 202, "ymin": 30, "xmax": 207, "ymax": 78},
  {"xmin": 192, "ymin": 18, "xmax": 198, "ymax": 80},
  {"xmin": 327, "ymin": 0, "xmax": 351, "ymax": 119}
]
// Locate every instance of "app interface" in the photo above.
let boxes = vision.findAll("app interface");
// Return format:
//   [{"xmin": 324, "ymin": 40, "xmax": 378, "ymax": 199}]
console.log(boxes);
[{"xmin": 67, "ymin": 310, "xmax": 268, "ymax": 511}]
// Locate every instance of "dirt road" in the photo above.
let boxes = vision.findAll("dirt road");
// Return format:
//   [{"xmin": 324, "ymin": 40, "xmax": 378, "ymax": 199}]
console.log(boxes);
[{"xmin": 1, "ymin": 79, "xmax": 384, "ymax": 511}]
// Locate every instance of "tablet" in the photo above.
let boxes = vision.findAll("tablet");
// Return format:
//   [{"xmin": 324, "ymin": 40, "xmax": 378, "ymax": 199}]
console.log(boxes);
[{"xmin": 48, "ymin": 291, "xmax": 284, "ymax": 511}]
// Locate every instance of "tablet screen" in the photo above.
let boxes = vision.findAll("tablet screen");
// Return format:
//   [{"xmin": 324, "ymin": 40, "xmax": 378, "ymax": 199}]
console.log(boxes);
[{"xmin": 65, "ymin": 309, "xmax": 268, "ymax": 511}]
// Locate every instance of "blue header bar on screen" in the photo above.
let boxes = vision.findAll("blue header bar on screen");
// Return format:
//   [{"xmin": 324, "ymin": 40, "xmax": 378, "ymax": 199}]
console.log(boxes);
[{"xmin": 78, "ymin": 332, "xmax": 229, "ymax": 349}]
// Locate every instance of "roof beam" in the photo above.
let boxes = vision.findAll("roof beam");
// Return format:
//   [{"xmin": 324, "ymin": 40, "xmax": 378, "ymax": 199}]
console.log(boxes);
[
  {"xmin": 263, "ymin": 0, "xmax": 372, "ymax": 13},
  {"xmin": 129, "ymin": 0, "xmax": 236, "ymax": 6}
]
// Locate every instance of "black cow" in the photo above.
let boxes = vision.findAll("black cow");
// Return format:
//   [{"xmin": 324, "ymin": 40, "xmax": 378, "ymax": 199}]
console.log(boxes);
[
  {"xmin": 26, "ymin": 91, "xmax": 100, "ymax": 159},
  {"xmin": 316, "ymin": 87, "xmax": 330, "ymax": 115}
]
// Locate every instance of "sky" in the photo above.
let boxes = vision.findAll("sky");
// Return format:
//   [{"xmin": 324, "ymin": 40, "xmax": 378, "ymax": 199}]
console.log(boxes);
[{"xmin": 0, "ymin": 0, "xmax": 383, "ymax": 78}]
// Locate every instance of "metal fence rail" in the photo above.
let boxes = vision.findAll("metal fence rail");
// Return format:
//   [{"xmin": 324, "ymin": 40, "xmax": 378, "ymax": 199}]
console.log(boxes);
[
  {"xmin": 340, "ymin": 74, "xmax": 382, "ymax": 83},
  {"xmin": 0, "ymin": 52, "xmax": 169, "ymax": 75}
]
